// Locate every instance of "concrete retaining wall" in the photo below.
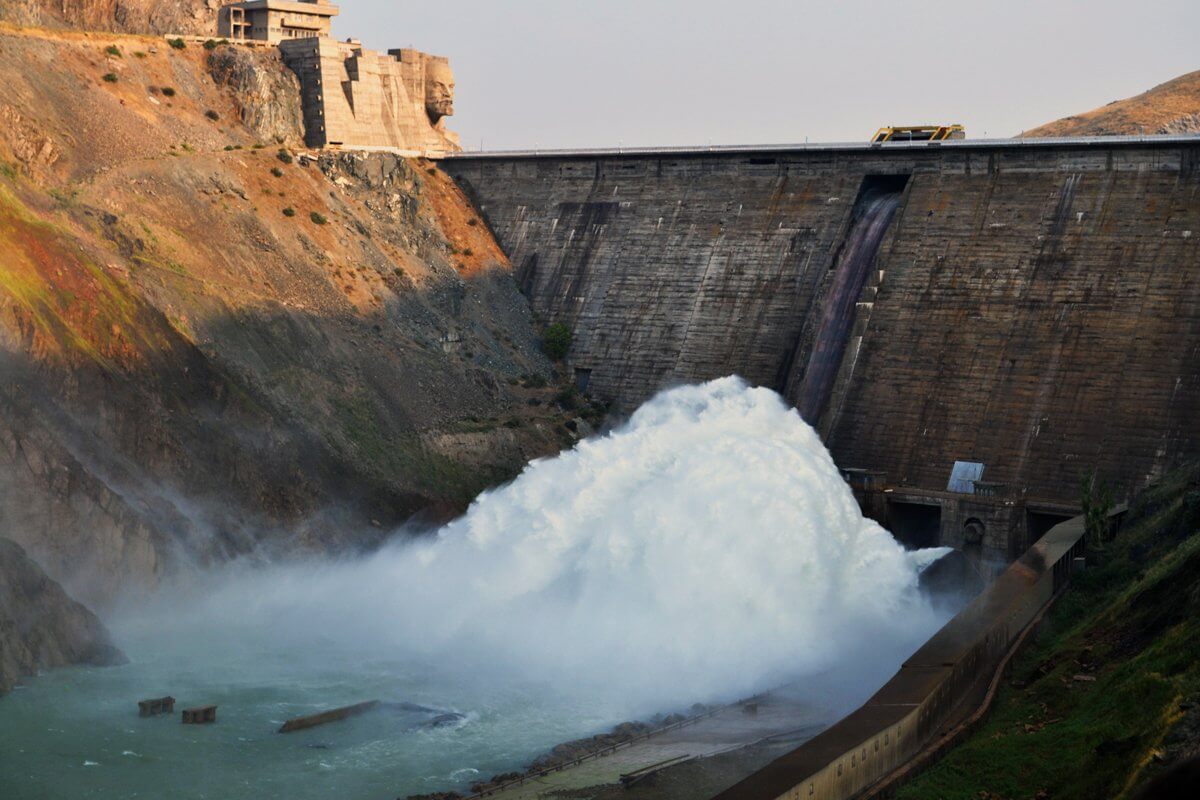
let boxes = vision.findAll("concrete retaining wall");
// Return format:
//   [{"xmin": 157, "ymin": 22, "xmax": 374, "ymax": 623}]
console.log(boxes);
[{"xmin": 711, "ymin": 516, "xmax": 1086, "ymax": 800}]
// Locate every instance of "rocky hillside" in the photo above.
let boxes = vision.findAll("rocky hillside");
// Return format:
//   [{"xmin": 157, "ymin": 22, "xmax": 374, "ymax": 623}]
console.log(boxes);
[
  {"xmin": 0, "ymin": 0, "xmax": 226, "ymax": 36},
  {"xmin": 1024, "ymin": 69, "xmax": 1200, "ymax": 137},
  {"xmin": 0, "ymin": 27, "xmax": 587, "ymax": 610},
  {"xmin": 0, "ymin": 538, "xmax": 125, "ymax": 694}
]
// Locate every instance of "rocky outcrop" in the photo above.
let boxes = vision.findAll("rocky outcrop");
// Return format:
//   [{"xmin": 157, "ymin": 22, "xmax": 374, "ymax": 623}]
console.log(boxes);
[
  {"xmin": 0, "ymin": 0, "xmax": 226, "ymax": 36},
  {"xmin": 207, "ymin": 44, "xmax": 304, "ymax": 146},
  {"xmin": 1023, "ymin": 69, "xmax": 1200, "ymax": 137},
  {"xmin": 0, "ymin": 538, "xmax": 125, "ymax": 694},
  {"xmin": 0, "ymin": 29, "xmax": 581, "ymax": 610}
]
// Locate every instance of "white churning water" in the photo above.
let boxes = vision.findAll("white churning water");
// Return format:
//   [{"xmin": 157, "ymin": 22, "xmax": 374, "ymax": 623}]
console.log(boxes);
[
  {"xmin": 160, "ymin": 376, "xmax": 948, "ymax": 706},
  {"xmin": 1, "ymin": 377, "xmax": 951, "ymax": 799}
]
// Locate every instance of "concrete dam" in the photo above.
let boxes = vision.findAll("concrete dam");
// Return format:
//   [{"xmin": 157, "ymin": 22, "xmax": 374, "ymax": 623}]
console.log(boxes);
[{"xmin": 442, "ymin": 135, "xmax": 1200, "ymax": 562}]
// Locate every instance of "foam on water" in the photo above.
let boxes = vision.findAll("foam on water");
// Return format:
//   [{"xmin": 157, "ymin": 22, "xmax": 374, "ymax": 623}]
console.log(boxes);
[
  {"xmin": 133, "ymin": 376, "xmax": 947, "ymax": 708},
  {"xmin": 3, "ymin": 378, "xmax": 955, "ymax": 798}
]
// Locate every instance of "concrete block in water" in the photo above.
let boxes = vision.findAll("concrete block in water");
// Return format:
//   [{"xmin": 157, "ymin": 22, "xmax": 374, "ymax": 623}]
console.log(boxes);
[
  {"xmin": 138, "ymin": 696, "xmax": 175, "ymax": 717},
  {"xmin": 181, "ymin": 705, "xmax": 217, "ymax": 724},
  {"xmin": 278, "ymin": 700, "xmax": 379, "ymax": 733}
]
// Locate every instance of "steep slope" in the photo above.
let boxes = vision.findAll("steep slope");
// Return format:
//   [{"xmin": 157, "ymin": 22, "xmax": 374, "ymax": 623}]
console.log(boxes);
[
  {"xmin": 0, "ymin": 28, "xmax": 582, "ymax": 609},
  {"xmin": 1023, "ymin": 69, "xmax": 1200, "ymax": 137},
  {"xmin": 0, "ymin": 0, "xmax": 224, "ymax": 36},
  {"xmin": 897, "ymin": 467, "xmax": 1200, "ymax": 800},
  {"xmin": 0, "ymin": 538, "xmax": 125, "ymax": 694}
]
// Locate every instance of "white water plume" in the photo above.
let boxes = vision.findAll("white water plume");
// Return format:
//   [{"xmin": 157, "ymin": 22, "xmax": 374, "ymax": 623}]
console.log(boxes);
[{"xmin": 125, "ymin": 377, "xmax": 949, "ymax": 712}]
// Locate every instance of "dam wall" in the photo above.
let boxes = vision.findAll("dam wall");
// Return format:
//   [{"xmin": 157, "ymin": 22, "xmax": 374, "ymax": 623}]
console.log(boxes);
[{"xmin": 443, "ymin": 138, "xmax": 1200, "ymax": 529}]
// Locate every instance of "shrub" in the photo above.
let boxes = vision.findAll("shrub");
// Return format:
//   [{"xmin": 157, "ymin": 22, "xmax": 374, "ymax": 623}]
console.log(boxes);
[
  {"xmin": 167, "ymin": 38, "xmax": 186, "ymax": 50},
  {"xmin": 1081, "ymin": 470, "xmax": 1116, "ymax": 549},
  {"xmin": 105, "ymin": 45, "xmax": 121, "ymax": 57},
  {"xmin": 282, "ymin": 207, "xmax": 296, "ymax": 217},
  {"xmin": 161, "ymin": 87, "xmax": 176, "ymax": 97},
  {"xmin": 462, "ymin": 248, "xmax": 474, "ymax": 257},
  {"xmin": 133, "ymin": 51, "xmax": 147, "ymax": 59},
  {"xmin": 271, "ymin": 166, "xmax": 283, "ymax": 178},
  {"xmin": 205, "ymin": 110, "xmax": 220, "ymax": 121},
  {"xmin": 555, "ymin": 386, "xmax": 581, "ymax": 411},
  {"xmin": 252, "ymin": 143, "xmax": 265, "ymax": 150},
  {"xmin": 102, "ymin": 72, "xmax": 119, "ymax": 83},
  {"xmin": 309, "ymin": 211, "xmax": 328, "ymax": 225},
  {"xmin": 521, "ymin": 373, "xmax": 548, "ymax": 389},
  {"xmin": 276, "ymin": 149, "xmax": 293, "ymax": 165},
  {"xmin": 203, "ymin": 39, "xmax": 219, "ymax": 51},
  {"xmin": 542, "ymin": 322, "xmax": 572, "ymax": 360},
  {"xmin": 467, "ymin": 217, "xmax": 479, "ymax": 226},
  {"xmin": 223, "ymin": 145, "xmax": 234, "ymax": 151}
]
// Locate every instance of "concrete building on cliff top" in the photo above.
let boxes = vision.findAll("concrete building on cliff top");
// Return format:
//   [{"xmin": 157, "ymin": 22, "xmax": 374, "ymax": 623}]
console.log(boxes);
[{"xmin": 217, "ymin": 0, "xmax": 461, "ymax": 155}]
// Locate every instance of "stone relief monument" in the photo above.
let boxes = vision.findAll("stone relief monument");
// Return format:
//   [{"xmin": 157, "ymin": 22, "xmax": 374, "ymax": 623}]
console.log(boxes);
[{"xmin": 219, "ymin": 0, "xmax": 461, "ymax": 154}]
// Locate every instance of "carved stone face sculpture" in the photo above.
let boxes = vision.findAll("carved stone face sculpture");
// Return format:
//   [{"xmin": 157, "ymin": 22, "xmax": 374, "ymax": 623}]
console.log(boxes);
[{"xmin": 425, "ymin": 61, "xmax": 455, "ymax": 124}]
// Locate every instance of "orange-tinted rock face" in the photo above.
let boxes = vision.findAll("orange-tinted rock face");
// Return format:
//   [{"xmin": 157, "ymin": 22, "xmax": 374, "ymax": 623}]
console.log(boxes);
[
  {"xmin": 0, "ymin": 0, "xmax": 224, "ymax": 36},
  {"xmin": 0, "ymin": 29, "xmax": 573, "ymax": 609}
]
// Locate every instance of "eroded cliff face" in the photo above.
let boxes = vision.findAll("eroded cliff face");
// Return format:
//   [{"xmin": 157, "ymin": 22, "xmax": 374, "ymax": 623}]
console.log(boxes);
[
  {"xmin": 0, "ymin": 0, "xmax": 224, "ymax": 36},
  {"xmin": 0, "ymin": 29, "xmax": 576, "ymax": 609},
  {"xmin": 0, "ymin": 538, "xmax": 125, "ymax": 694}
]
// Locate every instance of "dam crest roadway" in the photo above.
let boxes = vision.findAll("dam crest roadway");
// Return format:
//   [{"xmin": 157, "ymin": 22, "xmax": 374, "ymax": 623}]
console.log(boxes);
[{"xmin": 439, "ymin": 132, "xmax": 1200, "ymax": 159}]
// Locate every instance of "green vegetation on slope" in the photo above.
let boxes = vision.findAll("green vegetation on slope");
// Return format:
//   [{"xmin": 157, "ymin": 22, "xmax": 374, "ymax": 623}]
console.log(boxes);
[{"xmin": 899, "ymin": 467, "xmax": 1200, "ymax": 800}]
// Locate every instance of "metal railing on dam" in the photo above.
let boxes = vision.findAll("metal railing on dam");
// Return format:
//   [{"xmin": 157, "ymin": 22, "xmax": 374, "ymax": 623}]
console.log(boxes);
[{"xmin": 439, "ymin": 133, "xmax": 1200, "ymax": 161}]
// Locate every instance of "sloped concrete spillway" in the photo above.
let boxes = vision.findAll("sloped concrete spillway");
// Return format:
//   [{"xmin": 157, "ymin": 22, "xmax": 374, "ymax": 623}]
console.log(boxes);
[{"xmin": 791, "ymin": 177, "xmax": 906, "ymax": 426}]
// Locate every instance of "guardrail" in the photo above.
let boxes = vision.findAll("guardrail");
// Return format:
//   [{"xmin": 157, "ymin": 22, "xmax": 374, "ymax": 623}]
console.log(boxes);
[
  {"xmin": 462, "ymin": 695, "xmax": 760, "ymax": 798},
  {"xmin": 439, "ymin": 133, "xmax": 1200, "ymax": 160}
]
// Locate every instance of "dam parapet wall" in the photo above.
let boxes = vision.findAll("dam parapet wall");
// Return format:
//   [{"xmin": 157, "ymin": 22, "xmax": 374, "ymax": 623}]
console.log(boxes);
[{"xmin": 442, "ymin": 138, "xmax": 1200, "ymax": 540}]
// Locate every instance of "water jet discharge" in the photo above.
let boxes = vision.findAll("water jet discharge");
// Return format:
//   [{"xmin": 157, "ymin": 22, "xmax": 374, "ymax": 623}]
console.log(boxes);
[{"xmin": 0, "ymin": 379, "xmax": 953, "ymax": 798}]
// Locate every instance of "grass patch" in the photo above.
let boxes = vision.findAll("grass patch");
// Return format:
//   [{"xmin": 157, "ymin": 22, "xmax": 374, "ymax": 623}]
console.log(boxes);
[
  {"xmin": 102, "ymin": 72, "xmax": 119, "ymax": 83},
  {"xmin": 105, "ymin": 45, "xmax": 121, "ymax": 57},
  {"xmin": 167, "ymin": 38, "xmax": 186, "ymax": 50}
]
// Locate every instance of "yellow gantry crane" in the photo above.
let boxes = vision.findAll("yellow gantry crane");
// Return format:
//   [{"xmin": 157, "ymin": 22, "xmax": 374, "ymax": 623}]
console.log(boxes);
[{"xmin": 871, "ymin": 125, "xmax": 966, "ymax": 144}]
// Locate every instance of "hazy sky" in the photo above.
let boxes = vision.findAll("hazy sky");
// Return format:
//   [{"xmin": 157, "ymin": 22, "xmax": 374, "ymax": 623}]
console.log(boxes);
[{"xmin": 338, "ymin": 0, "xmax": 1200, "ymax": 151}]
